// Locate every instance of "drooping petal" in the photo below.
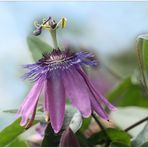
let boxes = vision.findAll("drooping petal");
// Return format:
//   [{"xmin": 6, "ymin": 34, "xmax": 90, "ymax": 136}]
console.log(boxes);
[
  {"xmin": 62, "ymin": 67, "xmax": 91, "ymax": 118},
  {"xmin": 93, "ymin": 91, "xmax": 117, "ymax": 111},
  {"xmin": 25, "ymin": 102, "xmax": 38, "ymax": 129},
  {"xmin": 45, "ymin": 70, "xmax": 65, "ymax": 133},
  {"xmin": 78, "ymin": 68, "xmax": 116, "ymax": 111},
  {"xmin": 89, "ymin": 93, "xmax": 109, "ymax": 120},
  {"xmin": 17, "ymin": 77, "xmax": 44, "ymax": 126}
]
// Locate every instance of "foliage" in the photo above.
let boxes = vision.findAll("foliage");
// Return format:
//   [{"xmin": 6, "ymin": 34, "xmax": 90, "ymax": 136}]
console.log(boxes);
[
  {"xmin": 0, "ymin": 118, "xmax": 38, "ymax": 147},
  {"xmin": 8, "ymin": 138, "xmax": 28, "ymax": 147},
  {"xmin": 87, "ymin": 128, "xmax": 131, "ymax": 147},
  {"xmin": 27, "ymin": 35, "xmax": 52, "ymax": 61},
  {"xmin": 108, "ymin": 77, "xmax": 148, "ymax": 108},
  {"xmin": 41, "ymin": 123, "xmax": 62, "ymax": 147}
]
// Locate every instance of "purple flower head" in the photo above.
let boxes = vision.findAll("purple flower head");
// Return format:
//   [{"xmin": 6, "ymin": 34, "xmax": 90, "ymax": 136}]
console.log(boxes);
[
  {"xmin": 17, "ymin": 17, "xmax": 116, "ymax": 133},
  {"xmin": 17, "ymin": 48, "xmax": 116, "ymax": 133}
]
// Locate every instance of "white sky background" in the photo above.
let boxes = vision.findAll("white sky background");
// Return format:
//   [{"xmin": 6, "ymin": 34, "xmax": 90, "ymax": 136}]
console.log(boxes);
[{"xmin": 0, "ymin": 1, "xmax": 148, "ymax": 128}]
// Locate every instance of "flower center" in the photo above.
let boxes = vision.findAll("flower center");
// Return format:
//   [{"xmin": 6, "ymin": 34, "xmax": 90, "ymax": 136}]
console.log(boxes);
[
  {"xmin": 38, "ymin": 49, "xmax": 78, "ymax": 70},
  {"xmin": 22, "ymin": 49, "xmax": 96, "ymax": 81}
]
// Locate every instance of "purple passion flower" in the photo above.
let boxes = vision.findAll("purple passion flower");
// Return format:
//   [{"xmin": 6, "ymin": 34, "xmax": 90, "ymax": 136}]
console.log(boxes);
[{"xmin": 17, "ymin": 48, "xmax": 116, "ymax": 133}]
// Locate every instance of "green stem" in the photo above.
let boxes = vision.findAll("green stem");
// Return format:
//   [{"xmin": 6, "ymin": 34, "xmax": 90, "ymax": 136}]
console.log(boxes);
[
  {"xmin": 50, "ymin": 30, "xmax": 58, "ymax": 49},
  {"xmin": 91, "ymin": 113, "xmax": 105, "ymax": 131},
  {"xmin": 124, "ymin": 116, "xmax": 148, "ymax": 132},
  {"xmin": 92, "ymin": 113, "xmax": 111, "ymax": 146}
]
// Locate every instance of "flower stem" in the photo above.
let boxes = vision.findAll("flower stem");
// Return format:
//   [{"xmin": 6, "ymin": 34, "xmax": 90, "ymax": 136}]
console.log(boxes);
[
  {"xmin": 92, "ymin": 113, "xmax": 111, "ymax": 146},
  {"xmin": 91, "ymin": 113, "xmax": 105, "ymax": 131},
  {"xmin": 50, "ymin": 30, "xmax": 58, "ymax": 49},
  {"xmin": 124, "ymin": 116, "xmax": 148, "ymax": 132}
]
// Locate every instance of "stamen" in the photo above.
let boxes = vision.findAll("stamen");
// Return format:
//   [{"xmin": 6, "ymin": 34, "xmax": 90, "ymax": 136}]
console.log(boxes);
[{"xmin": 23, "ymin": 50, "xmax": 97, "ymax": 82}]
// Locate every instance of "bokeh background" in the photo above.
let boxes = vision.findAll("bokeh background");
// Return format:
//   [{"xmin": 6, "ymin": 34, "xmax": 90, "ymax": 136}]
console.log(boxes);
[{"xmin": 0, "ymin": 1, "xmax": 148, "ymax": 137}]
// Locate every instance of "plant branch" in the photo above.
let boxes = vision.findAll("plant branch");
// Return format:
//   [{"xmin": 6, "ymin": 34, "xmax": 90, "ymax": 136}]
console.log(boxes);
[
  {"xmin": 92, "ymin": 113, "xmax": 111, "ymax": 147},
  {"xmin": 124, "ymin": 116, "xmax": 148, "ymax": 132},
  {"xmin": 91, "ymin": 112, "xmax": 105, "ymax": 131}
]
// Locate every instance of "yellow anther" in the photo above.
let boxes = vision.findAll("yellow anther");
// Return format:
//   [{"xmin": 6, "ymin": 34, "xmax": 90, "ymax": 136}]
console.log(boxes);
[
  {"xmin": 56, "ymin": 17, "xmax": 67, "ymax": 30},
  {"xmin": 61, "ymin": 17, "xmax": 67, "ymax": 29}
]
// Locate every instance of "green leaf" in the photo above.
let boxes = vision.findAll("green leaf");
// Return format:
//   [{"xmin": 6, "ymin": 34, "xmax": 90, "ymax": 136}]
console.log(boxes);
[
  {"xmin": 110, "ymin": 141, "xmax": 130, "ymax": 147},
  {"xmin": 3, "ymin": 106, "xmax": 43, "ymax": 114},
  {"xmin": 75, "ymin": 131, "xmax": 89, "ymax": 147},
  {"xmin": 41, "ymin": 123, "xmax": 62, "ymax": 147},
  {"xmin": 138, "ymin": 35, "xmax": 148, "ymax": 76},
  {"xmin": 27, "ymin": 35, "xmax": 52, "ymax": 61},
  {"xmin": 79, "ymin": 117, "xmax": 91, "ymax": 132},
  {"xmin": 0, "ymin": 118, "xmax": 38, "ymax": 147},
  {"xmin": 3, "ymin": 109, "xmax": 18, "ymax": 113},
  {"xmin": 87, "ymin": 131, "xmax": 105, "ymax": 146},
  {"xmin": 8, "ymin": 138, "xmax": 28, "ymax": 147},
  {"xmin": 106, "ymin": 128, "xmax": 131, "ymax": 146},
  {"xmin": 110, "ymin": 107, "xmax": 148, "ymax": 137},
  {"xmin": 137, "ymin": 35, "xmax": 148, "ymax": 93},
  {"xmin": 108, "ymin": 77, "xmax": 148, "ymax": 107},
  {"xmin": 88, "ymin": 128, "xmax": 131, "ymax": 147},
  {"xmin": 132, "ymin": 121, "xmax": 148, "ymax": 147},
  {"xmin": 142, "ymin": 141, "xmax": 148, "ymax": 146}
]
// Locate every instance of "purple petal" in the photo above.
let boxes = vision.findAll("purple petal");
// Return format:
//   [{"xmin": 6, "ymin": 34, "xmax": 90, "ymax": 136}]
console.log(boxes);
[
  {"xmin": 94, "ymin": 91, "xmax": 117, "ymax": 111},
  {"xmin": 25, "ymin": 102, "xmax": 38, "ymax": 129},
  {"xmin": 90, "ymin": 93, "xmax": 109, "ymax": 120},
  {"xmin": 45, "ymin": 70, "xmax": 65, "ymax": 133},
  {"xmin": 78, "ymin": 68, "xmax": 116, "ymax": 111},
  {"xmin": 62, "ymin": 67, "xmax": 91, "ymax": 118},
  {"xmin": 59, "ymin": 128, "xmax": 80, "ymax": 147},
  {"xmin": 17, "ymin": 77, "xmax": 44, "ymax": 126}
]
